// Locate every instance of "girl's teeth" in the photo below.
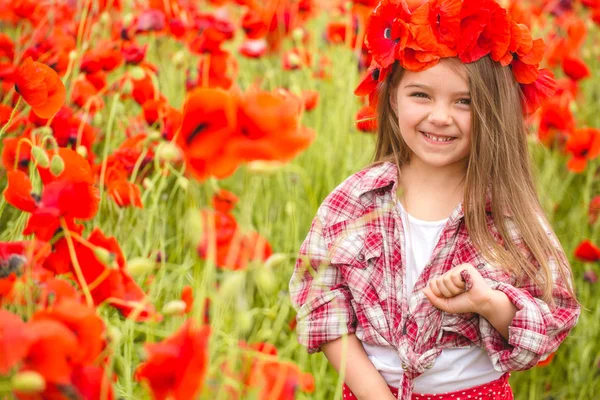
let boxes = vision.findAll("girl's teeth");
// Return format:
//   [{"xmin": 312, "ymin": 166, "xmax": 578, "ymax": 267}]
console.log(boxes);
[{"xmin": 423, "ymin": 132, "xmax": 453, "ymax": 142}]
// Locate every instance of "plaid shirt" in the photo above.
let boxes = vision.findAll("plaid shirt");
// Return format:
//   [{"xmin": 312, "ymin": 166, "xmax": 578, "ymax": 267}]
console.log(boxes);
[{"xmin": 289, "ymin": 161, "xmax": 580, "ymax": 399}]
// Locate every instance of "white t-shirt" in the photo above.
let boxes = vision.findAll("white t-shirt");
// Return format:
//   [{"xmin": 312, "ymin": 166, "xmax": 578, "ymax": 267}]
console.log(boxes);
[{"xmin": 361, "ymin": 201, "xmax": 504, "ymax": 393}]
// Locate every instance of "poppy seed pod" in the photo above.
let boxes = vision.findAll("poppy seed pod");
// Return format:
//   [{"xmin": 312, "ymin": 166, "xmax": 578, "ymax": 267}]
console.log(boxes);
[
  {"xmin": 127, "ymin": 257, "xmax": 157, "ymax": 277},
  {"xmin": 31, "ymin": 146, "xmax": 49, "ymax": 168},
  {"xmin": 76, "ymin": 145, "xmax": 88, "ymax": 159},
  {"xmin": 49, "ymin": 154, "xmax": 65, "ymax": 177},
  {"xmin": 156, "ymin": 142, "xmax": 182, "ymax": 163},
  {"xmin": 253, "ymin": 266, "xmax": 276, "ymax": 294},
  {"xmin": 94, "ymin": 247, "xmax": 115, "ymax": 267},
  {"xmin": 162, "ymin": 300, "xmax": 187, "ymax": 315},
  {"xmin": 173, "ymin": 50, "xmax": 186, "ymax": 68},
  {"xmin": 11, "ymin": 371, "xmax": 46, "ymax": 394},
  {"xmin": 129, "ymin": 66, "xmax": 147, "ymax": 81}
]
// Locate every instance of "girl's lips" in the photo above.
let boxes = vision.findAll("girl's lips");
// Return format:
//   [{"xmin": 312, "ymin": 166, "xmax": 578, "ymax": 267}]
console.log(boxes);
[{"xmin": 420, "ymin": 131, "xmax": 457, "ymax": 144}]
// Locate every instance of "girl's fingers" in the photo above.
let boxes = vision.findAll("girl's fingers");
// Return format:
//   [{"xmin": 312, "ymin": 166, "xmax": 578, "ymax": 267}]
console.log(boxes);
[
  {"xmin": 450, "ymin": 270, "xmax": 466, "ymax": 289},
  {"xmin": 434, "ymin": 277, "xmax": 454, "ymax": 297}
]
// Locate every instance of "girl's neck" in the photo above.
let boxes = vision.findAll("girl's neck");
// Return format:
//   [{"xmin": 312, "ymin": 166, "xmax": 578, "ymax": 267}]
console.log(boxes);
[
  {"xmin": 397, "ymin": 159, "xmax": 467, "ymax": 221},
  {"xmin": 399, "ymin": 158, "xmax": 467, "ymax": 193}
]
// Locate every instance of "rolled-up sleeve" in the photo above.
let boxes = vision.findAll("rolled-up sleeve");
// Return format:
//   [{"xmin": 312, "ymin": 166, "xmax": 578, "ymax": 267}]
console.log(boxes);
[
  {"xmin": 481, "ymin": 217, "xmax": 581, "ymax": 371},
  {"xmin": 289, "ymin": 214, "xmax": 357, "ymax": 354}
]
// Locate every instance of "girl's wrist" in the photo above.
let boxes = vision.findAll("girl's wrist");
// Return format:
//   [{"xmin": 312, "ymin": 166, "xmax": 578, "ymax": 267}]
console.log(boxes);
[{"xmin": 474, "ymin": 288, "xmax": 497, "ymax": 317}]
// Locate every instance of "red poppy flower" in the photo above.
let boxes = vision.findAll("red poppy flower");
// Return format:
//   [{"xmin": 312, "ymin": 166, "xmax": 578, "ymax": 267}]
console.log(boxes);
[
  {"xmin": 37, "ymin": 277, "xmax": 82, "ymax": 307},
  {"xmin": 135, "ymin": 320, "xmax": 211, "ymax": 400},
  {"xmin": 511, "ymin": 39, "xmax": 545, "ymax": 84},
  {"xmin": 410, "ymin": 0, "xmax": 461, "ymax": 56},
  {"xmin": 565, "ymin": 128, "xmax": 600, "ymax": 173},
  {"xmin": 229, "ymin": 90, "xmax": 316, "ymax": 163},
  {"xmin": 457, "ymin": 0, "xmax": 510, "ymax": 64},
  {"xmin": 562, "ymin": 55, "xmax": 591, "ymax": 81},
  {"xmin": 574, "ymin": 239, "xmax": 600, "ymax": 262},
  {"xmin": 142, "ymin": 98, "xmax": 166, "ymax": 126},
  {"xmin": 195, "ymin": 50, "xmax": 238, "ymax": 90},
  {"xmin": 536, "ymin": 352, "xmax": 555, "ymax": 367},
  {"xmin": 4, "ymin": 148, "xmax": 99, "ymax": 241},
  {"xmin": 0, "ymin": 33, "xmax": 15, "ymax": 61},
  {"xmin": 176, "ymin": 87, "xmax": 239, "ymax": 181},
  {"xmin": 181, "ymin": 285, "xmax": 193, "ymax": 313},
  {"xmin": 71, "ymin": 75, "xmax": 104, "ymax": 113},
  {"xmin": 122, "ymin": 42, "xmax": 148, "ymax": 65},
  {"xmin": 589, "ymin": 195, "xmax": 600, "ymax": 225},
  {"xmin": 355, "ymin": 105, "xmax": 378, "ymax": 133},
  {"xmin": 22, "ymin": 319, "xmax": 79, "ymax": 384},
  {"xmin": 241, "ymin": 9, "xmax": 269, "ymax": 39},
  {"xmin": 282, "ymin": 48, "xmax": 312, "ymax": 70},
  {"xmin": 521, "ymin": 69, "xmax": 557, "ymax": 116},
  {"xmin": 31, "ymin": 299, "xmax": 105, "ymax": 365},
  {"xmin": 107, "ymin": 179, "xmax": 143, "ymax": 208},
  {"xmin": 239, "ymin": 39, "xmax": 268, "ymax": 59},
  {"xmin": 14, "ymin": 57, "xmax": 66, "ymax": 118},
  {"xmin": 355, "ymin": 60, "xmax": 387, "ymax": 97},
  {"xmin": 301, "ymin": 90, "xmax": 319, "ymax": 111},
  {"xmin": 364, "ymin": 0, "xmax": 412, "ymax": 68},
  {"xmin": 47, "ymin": 107, "xmax": 97, "ymax": 161},
  {"xmin": 0, "ymin": 309, "xmax": 31, "ymax": 374},
  {"xmin": 70, "ymin": 364, "xmax": 115, "ymax": 400},
  {"xmin": 247, "ymin": 360, "xmax": 314, "ymax": 399},
  {"xmin": 212, "ymin": 189, "xmax": 239, "ymax": 213}
]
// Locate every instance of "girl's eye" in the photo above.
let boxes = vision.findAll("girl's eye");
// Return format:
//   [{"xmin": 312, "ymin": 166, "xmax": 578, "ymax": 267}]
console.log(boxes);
[
  {"xmin": 410, "ymin": 92, "xmax": 429, "ymax": 99},
  {"xmin": 458, "ymin": 98, "xmax": 471, "ymax": 106}
]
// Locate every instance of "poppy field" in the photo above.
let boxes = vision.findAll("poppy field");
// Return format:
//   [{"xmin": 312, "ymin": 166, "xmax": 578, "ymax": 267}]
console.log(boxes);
[{"xmin": 0, "ymin": 0, "xmax": 599, "ymax": 399}]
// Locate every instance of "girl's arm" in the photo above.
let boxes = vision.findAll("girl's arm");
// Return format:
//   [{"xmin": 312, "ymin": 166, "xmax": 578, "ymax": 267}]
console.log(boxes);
[
  {"xmin": 477, "ymin": 290, "xmax": 518, "ymax": 341},
  {"xmin": 322, "ymin": 334, "xmax": 397, "ymax": 400}
]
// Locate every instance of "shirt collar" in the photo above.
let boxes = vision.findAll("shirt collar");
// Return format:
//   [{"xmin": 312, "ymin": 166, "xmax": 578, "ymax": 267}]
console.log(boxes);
[{"xmin": 358, "ymin": 161, "xmax": 511, "ymax": 218}]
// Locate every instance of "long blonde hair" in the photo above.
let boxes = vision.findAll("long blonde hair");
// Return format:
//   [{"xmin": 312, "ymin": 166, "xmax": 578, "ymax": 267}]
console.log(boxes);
[{"xmin": 371, "ymin": 56, "xmax": 578, "ymax": 309}]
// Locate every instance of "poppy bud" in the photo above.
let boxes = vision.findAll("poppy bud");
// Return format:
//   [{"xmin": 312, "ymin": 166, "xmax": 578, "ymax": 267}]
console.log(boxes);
[
  {"xmin": 584, "ymin": 269, "xmax": 597, "ymax": 284},
  {"xmin": 129, "ymin": 66, "xmax": 146, "ymax": 81},
  {"xmin": 122, "ymin": 13, "xmax": 134, "ymax": 27},
  {"xmin": 94, "ymin": 247, "xmax": 115, "ymax": 266},
  {"xmin": 219, "ymin": 271, "xmax": 246, "ymax": 300},
  {"xmin": 177, "ymin": 176, "xmax": 189, "ymax": 191},
  {"xmin": 100, "ymin": 11, "xmax": 111, "ymax": 25},
  {"xmin": 68, "ymin": 50, "xmax": 78, "ymax": 61},
  {"xmin": 75, "ymin": 145, "xmax": 88, "ymax": 159},
  {"xmin": 246, "ymin": 160, "xmax": 284, "ymax": 174},
  {"xmin": 238, "ymin": 311, "xmax": 253, "ymax": 334},
  {"xmin": 173, "ymin": 50, "xmax": 186, "ymax": 68},
  {"xmin": 156, "ymin": 142, "xmax": 182, "ymax": 163},
  {"xmin": 286, "ymin": 52, "xmax": 302, "ymax": 68},
  {"xmin": 49, "ymin": 154, "xmax": 65, "ymax": 176},
  {"xmin": 265, "ymin": 253, "xmax": 287, "ymax": 269},
  {"xmin": 254, "ymin": 266, "xmax": 276, "ymax": 294},
  {"xmin": 127, "ymin": 257, "xmax": 156, "ymax": 276},
  {"xmin": 162, "ymin": 300, "xmax": 187, "ymax": 315},
  {"xmin": 285, "ymin": 201, "xmax": 296, "ymax": 216},
  {"xmin": 292, "ymin": 27, "xmax": 305, "ymax": 42},
  {"xmin": 31, "ymin": 146, "xmax": 49, "ymax": 168},
  {"xmin": 185, "ymin": 209, "xmax": 204, "ymax": 247},
  {"xmin": 11, "ymin": 371, "xmax": 46, "ymax": 394},
  {"xmin": 93, "ymin": 112, "xmax": 103, "ymax": 126},
  {"xmin": 107, "ymin": 324, "xmax": 122, "ymax": 344},
  {"xmin": 142, "ymin": 177, "xmax": 153, "ymax": 189},
  {"xmin": 121, "ymin": 79, "xmax": 133, "ymax": 95}
]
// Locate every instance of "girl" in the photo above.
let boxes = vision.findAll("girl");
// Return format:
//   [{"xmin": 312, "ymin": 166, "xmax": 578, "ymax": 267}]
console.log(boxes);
[{"xmin": 288, "ymin": 0, "xmax": 582, "ymax": 399}]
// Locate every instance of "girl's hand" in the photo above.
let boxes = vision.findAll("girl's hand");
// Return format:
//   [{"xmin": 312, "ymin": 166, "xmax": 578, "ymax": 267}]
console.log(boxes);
[{"xmin": 421, "ymin": 263, "xmax": 494, "ymax": 315}]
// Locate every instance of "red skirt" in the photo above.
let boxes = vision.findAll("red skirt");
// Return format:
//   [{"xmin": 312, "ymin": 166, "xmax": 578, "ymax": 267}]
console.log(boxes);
[{"xmin": 342, "ymin": 372, "xmax": 513, "ymax": 399}]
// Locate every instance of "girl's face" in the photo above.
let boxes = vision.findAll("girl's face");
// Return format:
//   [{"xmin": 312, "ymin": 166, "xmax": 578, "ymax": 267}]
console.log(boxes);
[{"xmin": 392, "ymin": 60, "xmax": 472, "ymax": 171}]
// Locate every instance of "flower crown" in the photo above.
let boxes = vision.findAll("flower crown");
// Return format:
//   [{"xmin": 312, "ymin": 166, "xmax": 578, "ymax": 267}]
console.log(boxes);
[{"xmin": 354, "ymin": 0, "xmax": 557, "ymax": 115}]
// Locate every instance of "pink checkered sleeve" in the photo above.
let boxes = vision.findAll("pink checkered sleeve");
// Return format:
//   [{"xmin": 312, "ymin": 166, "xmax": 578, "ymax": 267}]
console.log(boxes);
[
  {"xmin": 481, "ymin": 216, "xmax": 581, "ymax": 371},
  {"xmin": 289, "ymin": 214, "xmax": 358, "ymax": 354}
]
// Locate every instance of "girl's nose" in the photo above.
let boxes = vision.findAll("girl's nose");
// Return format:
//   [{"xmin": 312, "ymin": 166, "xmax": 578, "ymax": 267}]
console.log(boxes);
[{"xmin": 427, "ymin": 103, "xmax": 452, "ymax": 125}]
